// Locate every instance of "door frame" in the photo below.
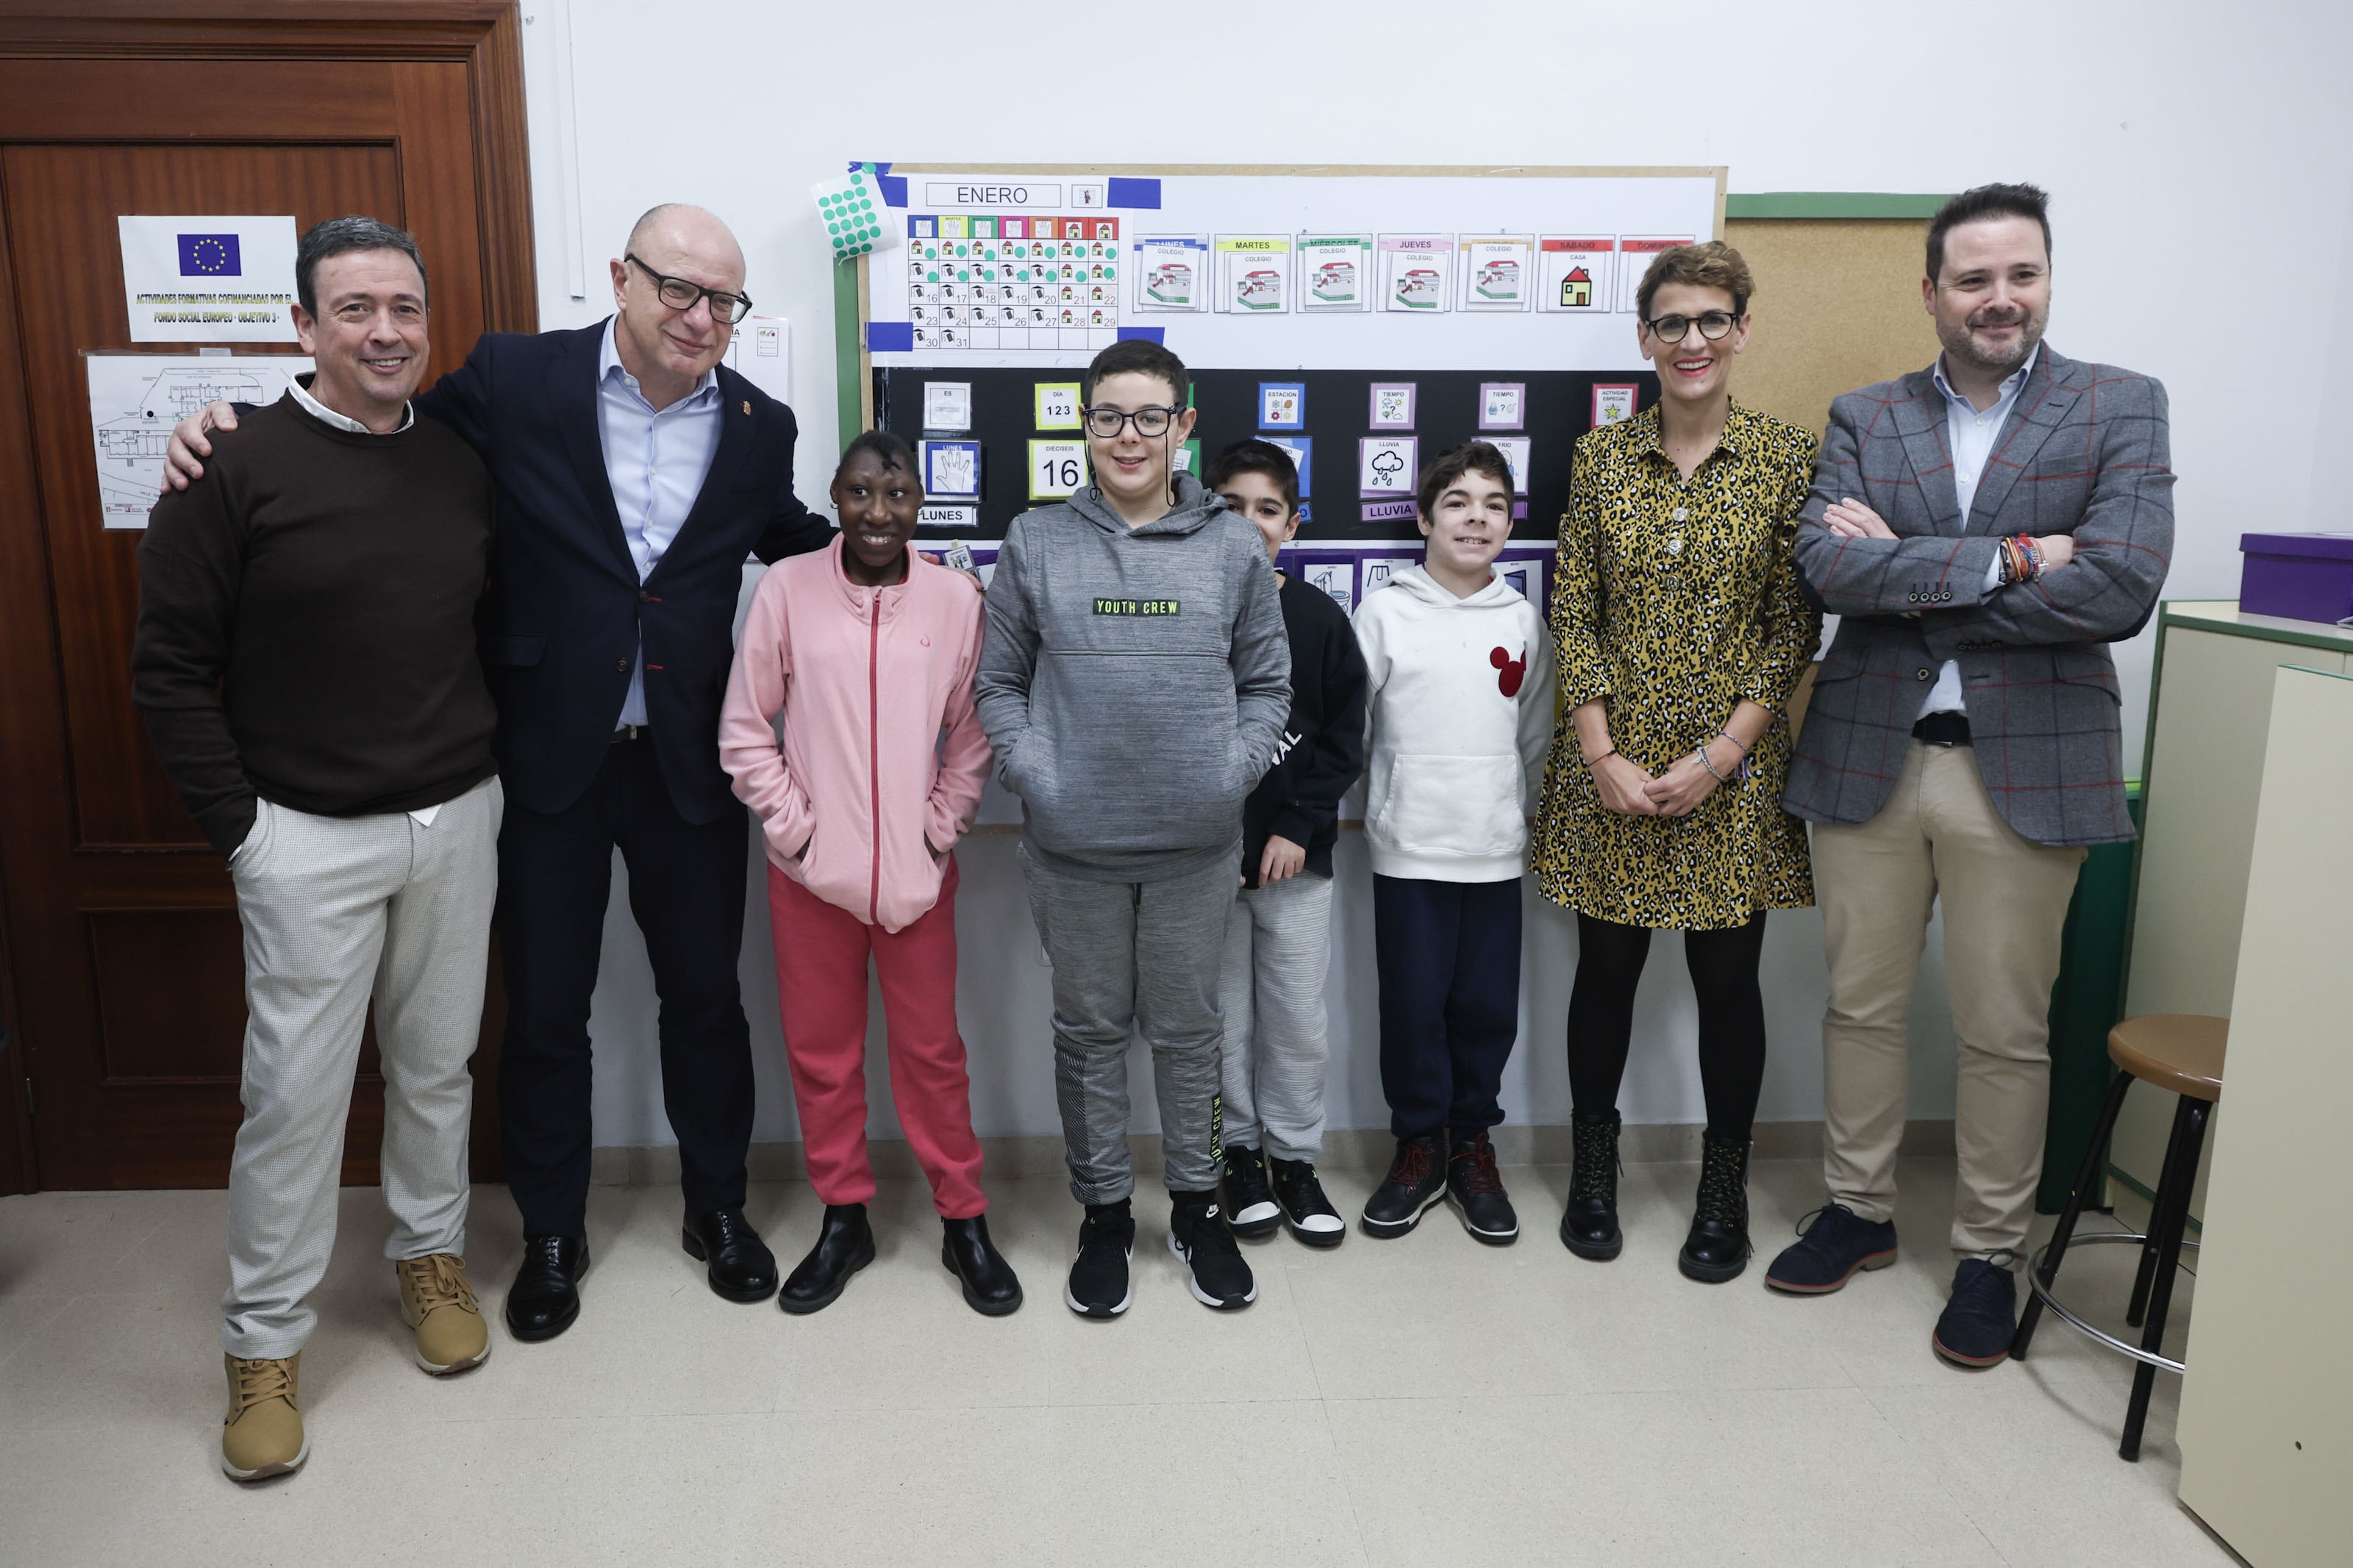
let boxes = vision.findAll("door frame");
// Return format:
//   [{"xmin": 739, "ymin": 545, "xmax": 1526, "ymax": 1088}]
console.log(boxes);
[{"xmin": 0, "ymin": 1, "xmax": 539, "ymax": 1195}]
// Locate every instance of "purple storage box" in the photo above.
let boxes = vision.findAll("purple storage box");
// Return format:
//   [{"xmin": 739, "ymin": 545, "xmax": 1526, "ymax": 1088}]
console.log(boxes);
[{"xmin": 2239, "ymin": 532, "xmax": 2353, "ymax": 624}]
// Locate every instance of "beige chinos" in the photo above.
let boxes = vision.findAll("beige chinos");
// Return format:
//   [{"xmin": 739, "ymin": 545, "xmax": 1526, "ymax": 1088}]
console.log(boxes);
[
  {"xmin": 1811, "ymin": 743, "xmax": 2085, "ymax": 1265},
  {"xmin": 221, "ymin": 777, "xmax": 501, "ymax": 1359}
]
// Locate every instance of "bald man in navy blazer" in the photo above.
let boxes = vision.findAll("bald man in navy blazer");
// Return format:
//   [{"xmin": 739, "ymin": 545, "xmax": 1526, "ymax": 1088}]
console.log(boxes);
[{"xmin": 171, "ymin": 205, "xmax": 828, "ymax": 1338}]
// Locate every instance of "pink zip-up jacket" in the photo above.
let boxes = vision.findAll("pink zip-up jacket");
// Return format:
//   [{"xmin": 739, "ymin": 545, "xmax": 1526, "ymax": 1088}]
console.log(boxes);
[{"xmin": 720, "ymin": 540, "xmax": 990, "ymax": 932}]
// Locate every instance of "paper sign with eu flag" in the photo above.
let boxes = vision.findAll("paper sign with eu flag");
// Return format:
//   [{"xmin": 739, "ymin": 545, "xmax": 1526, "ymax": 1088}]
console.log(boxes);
[{"xmin": 118, "ymin": 215, "xmax": 299, "ymax": 342}]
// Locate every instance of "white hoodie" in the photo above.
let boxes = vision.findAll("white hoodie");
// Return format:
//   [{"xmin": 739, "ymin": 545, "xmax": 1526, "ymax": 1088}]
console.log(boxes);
[{"xmin": 1352, "ymin": 565, "xmax": 1558, "ymax": 882}]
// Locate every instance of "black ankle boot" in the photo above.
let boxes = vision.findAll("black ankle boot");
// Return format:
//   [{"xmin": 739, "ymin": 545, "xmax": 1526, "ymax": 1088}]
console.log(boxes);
[
  {"xmin": 1679, "ymin": 1136, "xmax": 1752, "ymax": 1284},
  {"xmin": 779, "ymin": 1203, "xmax": 875, "ymax": 1314},
  {"xmin": 1559, "ymin": 1110, "xmax": 1623, "ymax": 1261},
  {"xmin": 940, "ymin": 1214, "xmax": 1023, "ymax": 1317}
]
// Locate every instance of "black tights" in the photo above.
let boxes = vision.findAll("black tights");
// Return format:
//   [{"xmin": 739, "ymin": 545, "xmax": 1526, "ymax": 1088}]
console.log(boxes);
[{"xmin": 1565, "ymin": 911, "xmax": 1768, "ymax": 1143}]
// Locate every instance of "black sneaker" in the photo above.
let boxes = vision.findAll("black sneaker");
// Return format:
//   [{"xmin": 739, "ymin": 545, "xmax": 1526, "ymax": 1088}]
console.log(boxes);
[
  {"xmin": 1932, "ymin": 1254, "xmax": 2019, "ymax": 1368},
  {"xmin": 1269, "ymin": 1157, "xmax": 1346, "ymax": 1248},
  {"xmin": 1220, "ymin": 1145, "xmax": 1281, "ymax": 1239},
  {"xmin": 1446, "ymin": 1132, "xmax": 1520, "ymax": 1245},
  {"xmin": 1361, "ymin": 1133, "xmax": 1448, "ymax": 1238},
  {"xmin": 1167, "ymin": 1192, "xmax": 1257, "ymax": 1310},
  {"xmin": 1763, "ymin": 1200, "xmax": 1899, "ymax": 1294},
  {"xmin": 1065, "ymin": 1199, "xmax": 1135, "ymax": 1319}
]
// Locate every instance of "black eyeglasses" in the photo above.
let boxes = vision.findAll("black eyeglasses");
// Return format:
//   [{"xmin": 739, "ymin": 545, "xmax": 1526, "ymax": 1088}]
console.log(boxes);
[
  {"xmin": 1081, "ymin": 404, "xmax": 1182, "ymax": 439},
  {"xmin": 625, "ymin": 254, "xmax": 751, "ymax": 324},
  {"xmin": 1642, "ymin": 309, "xmax": 1740, "ymax": 344}
]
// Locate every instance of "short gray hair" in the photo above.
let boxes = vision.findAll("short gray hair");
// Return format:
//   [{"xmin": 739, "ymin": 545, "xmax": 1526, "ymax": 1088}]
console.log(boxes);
[{"xmin": 294, "ymin": 215, "xmax": 429, "ymax": 317}]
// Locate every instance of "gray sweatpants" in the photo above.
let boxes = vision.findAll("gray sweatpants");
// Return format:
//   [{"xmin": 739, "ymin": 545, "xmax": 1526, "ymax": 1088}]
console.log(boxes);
[
  {"xmin": 1018, "ymin": 840, "xmax": 1238, "ymax": 1205},
  {"xmin": 1218, "ymin": 872, "xmax": 1335, "ymax": 1162},
  {"xmin": 221, "ymin": 777, "xmax": 501, "ymax": 1359}
]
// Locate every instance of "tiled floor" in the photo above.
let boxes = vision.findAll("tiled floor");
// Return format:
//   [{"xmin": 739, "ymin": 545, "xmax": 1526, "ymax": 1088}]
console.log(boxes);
[{"xmin": 0, "ymin": 1156, "xmax": 2232, "ymax": 1567}]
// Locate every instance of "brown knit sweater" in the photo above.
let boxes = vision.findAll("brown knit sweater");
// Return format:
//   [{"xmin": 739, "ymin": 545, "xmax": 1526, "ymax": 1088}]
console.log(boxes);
[{"xmin": 132, "ymin": 390, "xmax": 497, "ymax": 856}]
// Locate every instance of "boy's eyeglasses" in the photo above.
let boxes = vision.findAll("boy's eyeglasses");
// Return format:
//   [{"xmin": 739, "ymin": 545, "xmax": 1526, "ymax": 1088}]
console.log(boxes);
[
  {"xmin": 1082, "ymin": 405, "xmax": 1183, "ymax": 439},
  {"xmin": 625, "ymin": 254, "xmax": 752, "ymax": 324},
  {"xmin": 1641, "ymin": 309, "xmax": 1740, "ymax": 344}
]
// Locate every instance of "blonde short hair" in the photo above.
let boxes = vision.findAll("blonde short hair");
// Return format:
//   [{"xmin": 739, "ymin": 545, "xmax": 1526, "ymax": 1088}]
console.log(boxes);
[{"xmin": 1635, "ymin": 240, "xmax": 1753, "ymax": 322}]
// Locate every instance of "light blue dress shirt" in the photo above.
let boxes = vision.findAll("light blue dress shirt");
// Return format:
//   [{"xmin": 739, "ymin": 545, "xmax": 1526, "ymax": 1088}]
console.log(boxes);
[
  {"xmin": 1919, "ymin": 343, "xmax": 2039, "ymax": 717},
  {"xmin": 597, "ymin": 317, "xmax": 724, "ymax": 727}
]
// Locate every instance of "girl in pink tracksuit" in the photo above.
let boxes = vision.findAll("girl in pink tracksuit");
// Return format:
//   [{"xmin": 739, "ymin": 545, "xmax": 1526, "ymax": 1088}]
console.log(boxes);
[{"xmin": 719, "ymin": 432, "xmax": 1019, "ymax": 1317}]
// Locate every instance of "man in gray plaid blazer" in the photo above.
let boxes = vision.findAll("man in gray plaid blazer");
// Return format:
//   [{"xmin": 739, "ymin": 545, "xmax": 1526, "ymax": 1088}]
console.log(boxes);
[{"xmin": 1764, "ymin": 185, "xmax": 2173, "ymax": 1370}]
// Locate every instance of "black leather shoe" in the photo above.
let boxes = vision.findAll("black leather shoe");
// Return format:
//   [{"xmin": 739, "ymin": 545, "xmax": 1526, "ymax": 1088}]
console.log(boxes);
[
  {"xmin": 778, "ymin": 1204, "xmax": 874, "ymax": 1315},
  {"xmin": 682, "ymin": 1206, "xmax": 780, "ymax": 1304},
  {"xmin": 940, "ymin": 1214, "xmax": 1023, "ymax": 1317},
  {"xmin": 504, "ymin": 1234, "xmax": 589, "ymax": 1342}
]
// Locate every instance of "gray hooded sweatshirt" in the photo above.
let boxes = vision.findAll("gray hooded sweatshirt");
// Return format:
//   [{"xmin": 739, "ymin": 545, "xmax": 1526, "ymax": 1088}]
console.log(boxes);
[{"xmin": 976, "ymin": 471, "xmax": 1291, "ymax": 881}]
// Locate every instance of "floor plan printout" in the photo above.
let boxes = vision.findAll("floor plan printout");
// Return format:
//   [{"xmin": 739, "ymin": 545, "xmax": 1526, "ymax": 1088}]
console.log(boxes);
[{"xmin": 88, "ymin": 353, "xmax": 311, "ymax": 529}]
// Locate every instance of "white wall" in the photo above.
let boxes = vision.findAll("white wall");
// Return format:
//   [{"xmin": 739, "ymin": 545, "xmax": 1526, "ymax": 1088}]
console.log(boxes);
[{"xmin": 513, "ymin": 0, "xmax": 2353, "ymax": 1149}]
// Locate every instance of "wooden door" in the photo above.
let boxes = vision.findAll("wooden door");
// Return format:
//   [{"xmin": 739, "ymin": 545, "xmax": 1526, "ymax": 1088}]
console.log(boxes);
[{"xmin": 0, "ymin": 7, "xmax": 535, "ymax": 1192}]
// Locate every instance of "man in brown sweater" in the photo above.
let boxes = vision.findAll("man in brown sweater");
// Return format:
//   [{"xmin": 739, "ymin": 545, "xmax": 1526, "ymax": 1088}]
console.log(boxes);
[{"xmin": 132, "ymin": 216, "xmax": 501, "ymax": 1483}]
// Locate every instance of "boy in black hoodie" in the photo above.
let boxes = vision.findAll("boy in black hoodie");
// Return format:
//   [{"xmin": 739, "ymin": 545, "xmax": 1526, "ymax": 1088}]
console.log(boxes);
[{"xmin": 1207, "ymin": 441, "xmax": 1368, "ymax": 1249}]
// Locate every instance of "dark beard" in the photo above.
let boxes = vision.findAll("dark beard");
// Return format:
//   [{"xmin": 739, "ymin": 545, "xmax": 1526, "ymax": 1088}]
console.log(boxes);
[{"xmin": 1947, "ymin": 313, "xmax": 2043, "ymax": 376}]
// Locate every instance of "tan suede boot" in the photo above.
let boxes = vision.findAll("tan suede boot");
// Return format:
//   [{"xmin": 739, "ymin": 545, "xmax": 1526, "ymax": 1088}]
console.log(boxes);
[
  {"xmin": 397, "ymin": 1253, "xmax": 490, "ymax": 1375},
  {"xmin": 221, "ymin": 1353, "xmax": 307, "ymax": 1481}
]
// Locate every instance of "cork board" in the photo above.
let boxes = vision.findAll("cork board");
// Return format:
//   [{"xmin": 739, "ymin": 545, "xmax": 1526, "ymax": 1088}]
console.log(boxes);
[{"xmin": 1722, "ymin": 218, "xmax": 1940, "ymax": 439}]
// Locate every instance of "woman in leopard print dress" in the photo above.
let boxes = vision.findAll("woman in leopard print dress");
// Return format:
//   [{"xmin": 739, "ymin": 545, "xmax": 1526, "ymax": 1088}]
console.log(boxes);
[{"xmin": 1529, "ymin": 242, "xmax": 1821, "ymax": 1284}]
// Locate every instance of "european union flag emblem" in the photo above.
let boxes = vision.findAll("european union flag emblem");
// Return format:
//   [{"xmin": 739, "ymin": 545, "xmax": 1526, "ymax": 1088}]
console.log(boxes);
[{"xmin": 177, "ymin": 233, "xmax": 240, "ymax": 276}]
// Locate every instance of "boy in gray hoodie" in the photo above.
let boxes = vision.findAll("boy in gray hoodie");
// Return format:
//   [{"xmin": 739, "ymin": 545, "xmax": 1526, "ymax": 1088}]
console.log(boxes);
[{"xmin": 976, "ymin": 340, "xmax": 1290, "ymax": 1317}]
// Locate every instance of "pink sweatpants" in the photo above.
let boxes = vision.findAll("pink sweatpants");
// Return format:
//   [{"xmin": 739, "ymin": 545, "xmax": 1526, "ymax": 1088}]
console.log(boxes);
[{"xmin": 766, "ymin": 857, "xmax": 986, "ymax": 1218}]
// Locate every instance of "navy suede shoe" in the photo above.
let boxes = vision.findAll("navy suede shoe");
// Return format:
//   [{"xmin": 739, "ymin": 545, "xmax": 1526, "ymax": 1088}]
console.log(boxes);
[
  {"xmin": 1763, "ymin": 1201, "xmax": 1899, "ymax": 1294},
  {"xmin": 1932, "ymin": 1256, "xmax": 2019, "ymax": 1368}
]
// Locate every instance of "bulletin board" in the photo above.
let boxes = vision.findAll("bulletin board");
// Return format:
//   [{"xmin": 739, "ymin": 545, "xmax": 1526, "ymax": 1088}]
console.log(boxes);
[
  {"xmin": 849, "ymin": 163, "xmax": 1724, "ymax": 551},
  {"xmin": 1719, "ymin": 214, "xmax": 1943, "ymax": 438}
]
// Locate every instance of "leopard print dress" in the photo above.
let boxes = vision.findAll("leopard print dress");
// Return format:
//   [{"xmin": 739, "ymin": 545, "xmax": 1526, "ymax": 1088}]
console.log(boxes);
[{"xmin": 1530, "ymin": 401, "xmax": 1822, "ymax": 930}]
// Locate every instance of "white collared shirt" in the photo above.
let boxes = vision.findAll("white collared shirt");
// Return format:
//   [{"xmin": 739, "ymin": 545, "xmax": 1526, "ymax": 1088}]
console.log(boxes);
[
  {"xmin": 288, "ymin": 375, "xmax": 442, "ymax": 824},
  {"xmin": 597, "ymin": 318, "xmax": 724, "ymax": 728},
  {"xmin": 289, "ymin": 372, "xmax": 414, "ymax": 434},
  {"xmin": 1919, "ymin": 345, "xmax": 2039, "ymax": 719}
]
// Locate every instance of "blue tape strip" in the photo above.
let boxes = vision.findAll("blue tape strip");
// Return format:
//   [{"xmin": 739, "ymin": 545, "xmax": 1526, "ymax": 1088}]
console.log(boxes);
[
  {"xmin": 1115, "ymin": 326, "xmax": 1165, "ymax": 344},
  {"xmin": 866, "ymin": 321, "xmax": 913, "ymax": 353},
  {"xmin": 1106, "ymin": 176, "xmax": 1163, "ymax": 210},
  {"xmin": 854, "ymin": 160, "xmax": 908, "ymax": 207}
]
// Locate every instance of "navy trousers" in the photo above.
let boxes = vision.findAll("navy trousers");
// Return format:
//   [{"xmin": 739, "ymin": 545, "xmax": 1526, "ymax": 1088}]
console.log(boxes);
[
  {"xmin": 1372, "ymin": 874, "xmax": 1523, "ymax": 1142},
  {"xmin": 496, "ymin": 734, "xmax": 754, "ymax": 1236}
]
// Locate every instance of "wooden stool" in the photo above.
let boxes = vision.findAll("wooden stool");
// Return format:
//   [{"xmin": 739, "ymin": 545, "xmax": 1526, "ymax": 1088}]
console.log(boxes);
[{"xmin": 2012, "ymin": 1014, "xmax": 2226, "ymax": 1461}]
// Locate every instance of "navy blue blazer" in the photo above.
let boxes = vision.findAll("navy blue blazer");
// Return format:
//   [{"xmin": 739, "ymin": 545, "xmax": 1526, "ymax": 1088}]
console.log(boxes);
[{"xmin": 413, "ymin": 321, "xmax": 832, "ymax": 823}]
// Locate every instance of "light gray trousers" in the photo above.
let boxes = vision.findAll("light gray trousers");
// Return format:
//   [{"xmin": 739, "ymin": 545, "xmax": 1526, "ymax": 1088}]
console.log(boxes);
[
  {"xmin": 1217, "ymin": 871, "xmax": 1335, "ymax": 1162},
  {"xmin": 221, "ymin": 778, "xmax": 501, "ymax": 1359},
  {"xmin": 1018, "ymin": 840, "xmax": 1238, "ymax": 1206}
]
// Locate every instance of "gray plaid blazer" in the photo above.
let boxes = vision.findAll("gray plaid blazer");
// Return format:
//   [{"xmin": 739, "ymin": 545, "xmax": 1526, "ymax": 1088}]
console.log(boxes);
[{"xmin": 1781, "ymin": 345, "xmax": 2173, "ymax": 848}]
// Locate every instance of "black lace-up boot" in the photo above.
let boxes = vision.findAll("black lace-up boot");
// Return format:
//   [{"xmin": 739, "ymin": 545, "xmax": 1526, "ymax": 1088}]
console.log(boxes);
[
  {"xmin": 1679, "ymin": 1136, "xmax": 1752, "ymax": 1284},
  {"xmin": 1559, "ymin": 1109, "xmax": 1624, "ymax": 1261}
]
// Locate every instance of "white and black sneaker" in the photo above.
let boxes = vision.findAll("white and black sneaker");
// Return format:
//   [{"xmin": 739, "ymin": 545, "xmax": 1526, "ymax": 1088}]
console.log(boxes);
[
  {"xmin": 1269, "ymin": 1157, "xmax": 1346, "ymax": 1248},
  {"xmin": 1167, "ymin": 1192, "xmax": 1257, "ymax": 1310},
  {"xmin": 1065, "ymin": 1199, "xmax": 1135, "ymax": 1318},
  {"xmin": 1219, "ymin": 1145, "xmax": 1282, "ymax": 1239}
]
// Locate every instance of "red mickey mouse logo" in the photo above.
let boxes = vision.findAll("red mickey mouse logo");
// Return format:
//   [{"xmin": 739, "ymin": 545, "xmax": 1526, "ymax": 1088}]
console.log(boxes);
[{"xmin": 1490, "ymin": 644, "xmax": 1527, "ymax": 698}]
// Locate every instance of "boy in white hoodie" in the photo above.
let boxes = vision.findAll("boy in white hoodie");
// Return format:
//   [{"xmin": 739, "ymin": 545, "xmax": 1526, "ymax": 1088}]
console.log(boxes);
[{"xmin": 1353, "ymin": 443, "xmax": 1557, "ymax": 1245}]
